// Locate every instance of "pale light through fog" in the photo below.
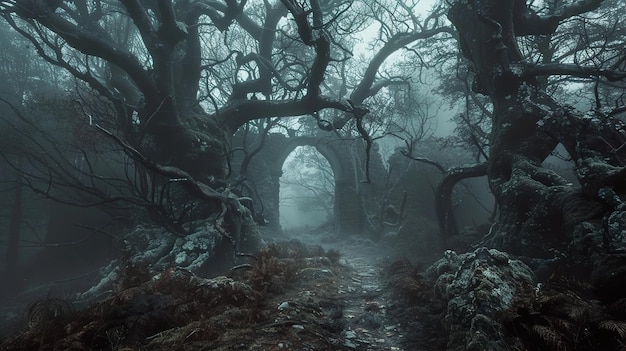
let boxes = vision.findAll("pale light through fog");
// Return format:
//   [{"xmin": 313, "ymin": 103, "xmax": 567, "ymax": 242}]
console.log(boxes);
[{"xmin": 278, "ymin": 0, "xmax": 445, "ymax": 230}]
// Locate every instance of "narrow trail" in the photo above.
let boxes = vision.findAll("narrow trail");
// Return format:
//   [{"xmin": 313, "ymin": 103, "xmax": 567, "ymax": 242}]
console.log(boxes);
[
  {"xmin": 1, "ymin": 231, "xmax": 418, "ymax": 350},
  {"xmin": 335, "ymin": 242, "xmax": 406, "ymax": 350},
  {"xmin": 286, "ymin": 231, "xmax": 410, "ymax": 351}
]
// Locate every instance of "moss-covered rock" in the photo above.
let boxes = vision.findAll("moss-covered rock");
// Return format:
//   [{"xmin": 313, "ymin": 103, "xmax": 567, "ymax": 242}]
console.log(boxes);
[{"xmin": 427, "ymin": 247, "xmax": 536, "ymax": 350}]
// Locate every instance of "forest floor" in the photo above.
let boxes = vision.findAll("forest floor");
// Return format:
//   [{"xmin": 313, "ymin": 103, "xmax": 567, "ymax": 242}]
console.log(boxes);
[
  {"xmin": 0, "ymin": 228, "xmax": 443, "ymax": 350},
  {"xmin": 284, "ymin": 231, "xmax": 409, "ymax": 350}
]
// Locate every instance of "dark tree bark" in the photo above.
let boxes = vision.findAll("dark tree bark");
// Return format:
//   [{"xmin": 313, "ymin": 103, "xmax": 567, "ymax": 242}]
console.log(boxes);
[
  {"xmin": 5, "ymin": 177, "xmax": 22, "ymax": 277},
  {"xmin": 445, "ymin": 0, "xmax": 626, "ymax": 258},
  {"xmin": 0, "ymin": 0, "xmax": 455, "ymax": 238},
  {"xmin": 0, "ymin": 0, "xmax": 366, "ymax": 181}
]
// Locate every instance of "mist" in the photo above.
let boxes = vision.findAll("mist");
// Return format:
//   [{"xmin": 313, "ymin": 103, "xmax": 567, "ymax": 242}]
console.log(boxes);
[{"xmin": 1, "ymin": 0, "xmax": 626, "ymax": 350}]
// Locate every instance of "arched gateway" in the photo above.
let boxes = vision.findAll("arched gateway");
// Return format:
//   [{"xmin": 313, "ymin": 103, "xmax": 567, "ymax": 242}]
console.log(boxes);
[{"xmin": 230, "ymin": 133, "xmax": 374, "ymax": 236}]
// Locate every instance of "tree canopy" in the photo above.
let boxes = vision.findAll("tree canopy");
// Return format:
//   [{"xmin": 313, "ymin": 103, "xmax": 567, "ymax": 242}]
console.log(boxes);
[{"xmin": 0, "ymin": 0, "xmax": 624, "ymax": 253}]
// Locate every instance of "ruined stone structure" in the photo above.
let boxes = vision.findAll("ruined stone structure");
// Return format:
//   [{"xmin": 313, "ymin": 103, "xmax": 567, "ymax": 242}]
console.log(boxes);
[{"xmin": 230, "ymin": 132, "xmax": 385, "ymax": 236}]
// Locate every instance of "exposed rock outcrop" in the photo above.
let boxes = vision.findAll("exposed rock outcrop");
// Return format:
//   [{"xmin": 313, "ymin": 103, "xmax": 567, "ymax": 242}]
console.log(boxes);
[{"xmin": 427, "ymin": 248, "xmax": 535, "ymax": 350}]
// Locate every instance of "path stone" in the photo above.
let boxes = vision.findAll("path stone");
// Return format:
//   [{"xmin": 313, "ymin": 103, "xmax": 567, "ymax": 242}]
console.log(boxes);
[{"xmin": 318, "ymin": 237, "xmax": 408, "ymax": 350}]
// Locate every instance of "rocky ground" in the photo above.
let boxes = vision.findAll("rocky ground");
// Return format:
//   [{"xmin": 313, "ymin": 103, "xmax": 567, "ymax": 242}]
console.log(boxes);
[
  {"xmin": 4, "ymin": 226, "xmax": 624, "ymax": 350},
  {"xmin": 0, "ymin": 229, "xmax": 439, "ymax": 350}
]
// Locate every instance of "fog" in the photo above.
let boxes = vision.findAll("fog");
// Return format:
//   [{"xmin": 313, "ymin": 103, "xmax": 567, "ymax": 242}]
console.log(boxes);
[
  {"xmin": 1, "ymin": 0, "xmax": 625, "ymax": 349},
  {"xmin": 278, "ymin": 193, "xmax": 330, "ymax": 229},
  {"xmin": 279, "ymin": 146, "xmax": 333, "ymax": 230}
]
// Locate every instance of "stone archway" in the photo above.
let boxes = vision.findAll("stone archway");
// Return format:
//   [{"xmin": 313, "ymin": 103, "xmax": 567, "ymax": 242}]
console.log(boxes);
[
  {"xmin": 271, "ymin": 136, "xmax": 363, "ymax": 235},
  {"xmin": 230, "ymin": 132, "xmax": 367, "ymax": 235}
]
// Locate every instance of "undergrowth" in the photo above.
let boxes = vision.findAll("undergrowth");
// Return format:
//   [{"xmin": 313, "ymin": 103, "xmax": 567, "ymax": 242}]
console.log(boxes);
[
  {"xmin": 0, "ymin": 240, "xmax": 343, "ymax": 350},
  {"xmin": 500, "ymin": 276, "xmax": 626, "ymax": 350},
  {"xmin": 387, "ymin": 258, "xmax": 430, "ymax": 304}
]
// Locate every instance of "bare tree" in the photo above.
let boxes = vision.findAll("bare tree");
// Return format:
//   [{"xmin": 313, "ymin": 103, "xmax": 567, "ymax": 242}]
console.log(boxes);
[
  {"xmin": 443, "ymin": 0, "xmax": 626, "ymax": 257},
  {"xmin": 0, "ymin": 0, "xmax": 452, "ymax": 238}
]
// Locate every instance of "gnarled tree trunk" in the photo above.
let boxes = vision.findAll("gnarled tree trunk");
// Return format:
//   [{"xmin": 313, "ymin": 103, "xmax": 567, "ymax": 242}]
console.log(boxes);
[{"xmin": 446, "ymin": 0, "xmax": 626, "ymax": 259}]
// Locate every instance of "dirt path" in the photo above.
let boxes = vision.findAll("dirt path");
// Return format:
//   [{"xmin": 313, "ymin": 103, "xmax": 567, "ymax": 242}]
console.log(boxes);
[
  {"xmin": 1, "ymin": 233, "xmax": 416, "ymax": 350},
  {"xmin": 335, "ymin": 242, "xmax": 406, "ymax": 350},
  {"xmin": 280, "ymin": 230, "xmax": 410, "ymax": 351}
]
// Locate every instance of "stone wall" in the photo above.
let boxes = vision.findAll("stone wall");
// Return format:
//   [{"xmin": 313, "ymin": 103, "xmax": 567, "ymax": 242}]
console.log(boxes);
[{"xmin": 230, "ymin": 132, "xmax": 387, "ymax": 236}]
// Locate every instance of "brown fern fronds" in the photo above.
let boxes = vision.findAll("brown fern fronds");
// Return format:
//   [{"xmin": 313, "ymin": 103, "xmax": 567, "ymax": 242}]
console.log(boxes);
[
  {"xmin": 386, "ymin": 259, "xmax": 429, "ymax": 303},
  {"xmin": 531, "ymin": 324, "xmax": 567, "ymax": 351},
  {"xmin": 598, "ymin": 320, "xmax": 626, "ymax": 340},
  {"xmin": 538, "ymin": 294, "xmax": 573, "ymax": 315},
  {"xmin": 549, "ymin": 317, "xmax": 576, "ymax": 336},
  {"xmin": 565, "ymin": 305, "xmax": 590, "ymax": 323}
]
